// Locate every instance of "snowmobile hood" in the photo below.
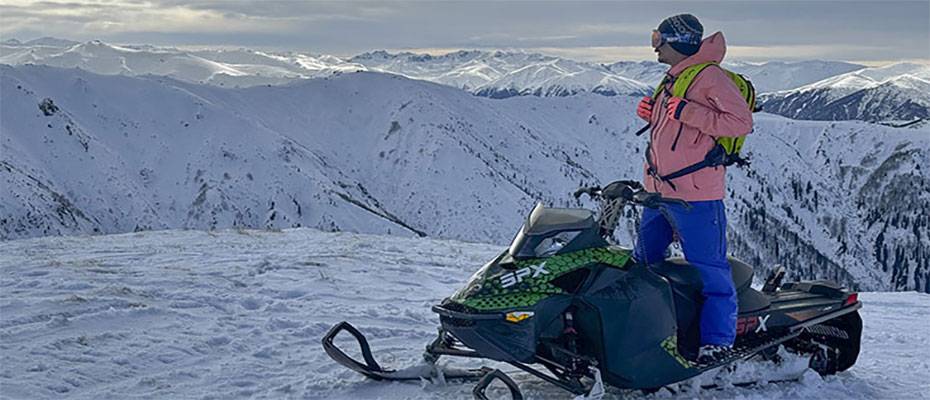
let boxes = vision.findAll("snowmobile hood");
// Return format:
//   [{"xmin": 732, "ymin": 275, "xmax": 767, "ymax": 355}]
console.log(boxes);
[
  {"xmin": 668, "ymin": 31, "xmax": 727, "ymax": 77},
  {"xmin": 446, "ymin": 247, "xmax": 632, "ymax": 312}
]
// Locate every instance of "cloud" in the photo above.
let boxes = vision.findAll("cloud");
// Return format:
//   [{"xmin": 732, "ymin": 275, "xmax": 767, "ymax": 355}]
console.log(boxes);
[
  {"xmin": 0, "ymin": 0, "xmax": 381, "ymax": 38},
  {"xmin": 1, "ymin": 0, "xmax": 927, "ymax": 62}
]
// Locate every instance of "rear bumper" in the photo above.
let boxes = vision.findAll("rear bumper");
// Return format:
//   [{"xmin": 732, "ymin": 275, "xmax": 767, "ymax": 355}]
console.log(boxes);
[{"xmin": 791, "ymin": 301, "xmax": 862, "ymax": 332}]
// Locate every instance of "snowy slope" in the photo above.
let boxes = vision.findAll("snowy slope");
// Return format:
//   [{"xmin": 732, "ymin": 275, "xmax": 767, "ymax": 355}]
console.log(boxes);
[
  {"xmin": 1, "ymin": 64, "xmax": 644, "ymax": 242},
  {"xmin": 1, "ymin": 228, "xmax": 928, "ymax": 399},
  {"xmin": 0, "ymin": 65, "xmax": 421, "ymax": 240},
  {"xmin": 760, "ymin": 63, "xmax": 930, "ymax": 121},
  {"xmin": 2, "ymin": 65, "xmax": 928, "ymax": 294},
  {"xmin": 723, "ymin": 113, "xmax": 930, "ymax": 292}
]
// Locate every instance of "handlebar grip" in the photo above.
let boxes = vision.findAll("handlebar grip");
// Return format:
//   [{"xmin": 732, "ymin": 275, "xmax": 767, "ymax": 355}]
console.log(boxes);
[
  {"xmin": 632, "ymin": 191, "xmax": 692, "ymax": 210},
  {"xmin": 617, "ymin": 180, "xmax": 643, "ymax": 190},
  {"xmin": 573, "ymin": 186, "xmax": 601, "ymax": 199},
  {"xmin": 575, "ymin": 180, "xmax": 692, "ymax": 210},
  {"xmin": 601, "ymin": 180, "xmax": 640, "ymax": 201}
]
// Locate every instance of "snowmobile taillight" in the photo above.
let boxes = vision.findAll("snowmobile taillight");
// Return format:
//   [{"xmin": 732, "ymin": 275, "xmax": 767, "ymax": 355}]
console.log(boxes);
[{"xmin": 844, "ymin": 293, "xmax": 858, "ymax": 306}]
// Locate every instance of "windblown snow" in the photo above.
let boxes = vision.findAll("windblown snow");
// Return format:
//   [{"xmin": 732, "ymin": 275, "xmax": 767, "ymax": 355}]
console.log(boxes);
[{"xmin": 1, "ymin": 228, "xmax": 928, "ymax": 399}]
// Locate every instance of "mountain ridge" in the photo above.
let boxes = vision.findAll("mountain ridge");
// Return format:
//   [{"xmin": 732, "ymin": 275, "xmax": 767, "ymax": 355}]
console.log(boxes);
[
  {"xmin": 2, "ymin": 37, "xmax": 889, "ymax": 101},
  {"xmin": 759, "ymin": 63, "xmax": 930, "ymax": 121}
]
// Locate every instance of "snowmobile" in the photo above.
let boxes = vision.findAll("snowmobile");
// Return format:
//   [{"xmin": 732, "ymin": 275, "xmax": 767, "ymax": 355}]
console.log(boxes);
[{"xmin": 322, "ymin": 180, "xmax": 863, "ymax": 399}]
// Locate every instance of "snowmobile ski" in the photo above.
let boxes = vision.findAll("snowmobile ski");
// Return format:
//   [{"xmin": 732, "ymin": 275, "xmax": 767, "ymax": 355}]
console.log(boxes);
[{"xmin": 321, "ymin": 321, "xmax": 492, "ymax": 381}]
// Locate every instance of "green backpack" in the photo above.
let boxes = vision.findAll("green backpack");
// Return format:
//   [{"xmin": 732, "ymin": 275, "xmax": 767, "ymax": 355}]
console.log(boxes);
[{"xmin": 638, "ymin": 62, "xmax": 759, "ymax": 188}]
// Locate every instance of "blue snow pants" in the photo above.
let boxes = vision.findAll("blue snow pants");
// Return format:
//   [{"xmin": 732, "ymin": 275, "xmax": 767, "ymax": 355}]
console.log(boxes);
[{"xmin": 632, "ymin": 200, "xmax": 737, "ymax": 346}]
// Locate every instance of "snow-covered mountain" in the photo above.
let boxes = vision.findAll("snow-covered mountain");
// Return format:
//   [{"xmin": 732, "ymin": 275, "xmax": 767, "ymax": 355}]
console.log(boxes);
[
  {"xmin": 1, "ymin": 40, "xmax": 650, "ymax": 97},
  {"xmin": 760, "ymin": 62, "xmax": 930, "ymax": 121},
  {"xmin": 353, "ymin": 49, "xmax": 651, "ymax": 97},
  {"xmin": 349, "ymin": 49, "xmax": 511, "ymax": 90},
  {"xmin": 352, "ymin": 51, "xmax": 865, "ymax": 96},
  {"xmin": 2, "ymin": 38, "xmax": 886, "ymax": 104},
  {"xmin": 2, "ymin": 228, "xmax": 929, "ymax": 399},
  {"xmin": 6, "ymin": 38, "xmax": 927, "ymax": 121},
  {"xmin": 471, "ymin": 59, "xmax": 650, "ymax": 98},
  {"xmin": 2, "ymin": 65, "xmax": 928, "ymax": 294},
  {"xmin": 605, "ymin": 60, "xmax": 866, "ymax": 93},
  {"xmin": 0, "ymin": 39, "xmax": 365, "ymax": 87},
  {"xmin": 723, "ymin": 60, "xmax": 866, "ymax": 93}
]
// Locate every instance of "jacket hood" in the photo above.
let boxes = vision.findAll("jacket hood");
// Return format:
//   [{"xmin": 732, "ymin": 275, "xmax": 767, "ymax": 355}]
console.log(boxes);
[{"xmin": 669, "ymin": 31, "xmax": 727, "ymax": 76}]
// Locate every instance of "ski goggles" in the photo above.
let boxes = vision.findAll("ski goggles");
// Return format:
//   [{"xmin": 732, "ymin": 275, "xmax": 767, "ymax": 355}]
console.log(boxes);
[{"xmin": 651, "ymin": 29, "xmax": 701, "ymax": 49}]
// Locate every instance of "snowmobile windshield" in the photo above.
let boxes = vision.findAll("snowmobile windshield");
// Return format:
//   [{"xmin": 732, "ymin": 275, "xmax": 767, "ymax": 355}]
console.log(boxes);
[
  {"xmin": 507, "ymin": 203, "xmax": 606, "ymax": 260},
  {"xmin": 508, "ymin": 228, "xmax": 583, "ymax": 259}
]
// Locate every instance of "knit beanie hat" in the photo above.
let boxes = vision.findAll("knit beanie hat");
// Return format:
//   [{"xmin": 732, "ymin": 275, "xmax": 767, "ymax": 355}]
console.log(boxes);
[{"xmin": 657, "ymin": 14, "xmax": 704, "ymax": 56}]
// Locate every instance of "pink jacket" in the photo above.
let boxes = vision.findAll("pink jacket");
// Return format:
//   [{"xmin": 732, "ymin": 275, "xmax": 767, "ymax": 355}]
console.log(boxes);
[{"xmin": 643, "ymin": 32, "xmax": 753, "ymax": 201}]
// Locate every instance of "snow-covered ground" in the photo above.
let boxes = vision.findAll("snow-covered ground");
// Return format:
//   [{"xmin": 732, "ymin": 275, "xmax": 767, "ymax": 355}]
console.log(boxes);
[{"xmin": 1, "ymin": 228, "xmax": 928, "ymax": 399}]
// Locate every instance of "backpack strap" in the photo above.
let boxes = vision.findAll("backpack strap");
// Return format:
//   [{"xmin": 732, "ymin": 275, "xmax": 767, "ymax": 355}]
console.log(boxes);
[
  {"xmin": 636, "ymin": 74, "xmax": 675, "ymax": 136},
  {"xmin": 656, "ymin": 144, "xmax": 749, "ymax": 183},
  {"xmin": 671, "ymin": 62, "xmax": 717, "ymax": 99},
  {"xmin": 659, "ymin": 144, "xmax": 727, "ymax": 181}
]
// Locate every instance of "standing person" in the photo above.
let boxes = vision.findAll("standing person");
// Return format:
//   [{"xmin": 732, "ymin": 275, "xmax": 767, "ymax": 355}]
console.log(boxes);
[{"xmin": 633, "ymin": 14, "xmax": 753, "ymax": 363}]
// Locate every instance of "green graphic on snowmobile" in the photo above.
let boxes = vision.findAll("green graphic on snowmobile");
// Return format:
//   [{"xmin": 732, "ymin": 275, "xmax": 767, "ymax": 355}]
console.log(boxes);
[
  {"xmin": 661, "ymin": 335, "xmax": 693, "ymax": 369},
  {"xmin": 451, "ymin": 247, "xmax": 631, "ymax": 311}
]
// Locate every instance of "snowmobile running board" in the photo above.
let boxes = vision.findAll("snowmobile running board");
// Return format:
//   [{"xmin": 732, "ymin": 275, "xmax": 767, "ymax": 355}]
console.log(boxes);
[
  {"xmin": 695, "ymin": 302, "xmax": 862, "ymax": 371},
  {"xmin": 321, "ymin": 321, "xmax": 492, "ymax": 381}
]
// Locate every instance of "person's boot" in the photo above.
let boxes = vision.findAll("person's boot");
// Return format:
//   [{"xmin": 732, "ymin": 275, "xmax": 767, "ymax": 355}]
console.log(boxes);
[{"xmin": 697, "ymin": 344, "xmax": 733, "ymax": 364}]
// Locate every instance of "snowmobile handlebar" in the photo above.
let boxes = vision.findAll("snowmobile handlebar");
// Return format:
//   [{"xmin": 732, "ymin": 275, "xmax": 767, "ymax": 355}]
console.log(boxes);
[{"xmin": 573, "ymin": 180, "xmax": 691, "ymax": 210}]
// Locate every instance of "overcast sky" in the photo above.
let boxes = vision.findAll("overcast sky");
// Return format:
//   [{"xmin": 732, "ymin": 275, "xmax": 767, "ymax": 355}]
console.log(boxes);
[{"xmin": 2, "ymin": 0, "xmax": 928, "ymax": 64}]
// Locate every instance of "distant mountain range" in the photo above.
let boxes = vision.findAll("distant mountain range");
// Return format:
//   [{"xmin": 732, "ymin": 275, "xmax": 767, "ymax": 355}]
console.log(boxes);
[
  {"xmin": 758, "ymin": 63, "xmax": 930, "ymax": 122},
  {"xmin": 0, "ymin": 37, "xmax": 365, "ymax": 87},
  {"xmin": 351, "ymin": 49, "xmax": 652, "ymax": 97},
  {"xmin": 7, "ymin": 38, "xmax": 927, "ymax": 122}
]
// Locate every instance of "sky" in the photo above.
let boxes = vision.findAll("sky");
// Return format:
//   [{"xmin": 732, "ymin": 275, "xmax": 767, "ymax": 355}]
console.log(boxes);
[{"xmin": 1, "ymin": 0, "xmax": 929, "ymax": 64}]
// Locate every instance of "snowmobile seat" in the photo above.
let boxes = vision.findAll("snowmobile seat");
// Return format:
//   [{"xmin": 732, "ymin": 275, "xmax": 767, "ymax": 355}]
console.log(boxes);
[
  {"xmin": 650, "ymin": 259, "xmax": 702, "ymax": 294},
  {"xmin": 653, "ymin": 257, "xmax": 754, "ymax": 293},
  {"xmin": 729, "ymin": 258, "xmax": 754, "ymax": 292},
  {"xmin": 651, "ymin": 258, "xmax": 769, "ymax": 313},
  {"xmin": 524, "ymin": 205, "xmax": 597, "ymax": 235},
  {"xmin": 736, "ymin": 286, "xmax": 771, "ymax": 313}
]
